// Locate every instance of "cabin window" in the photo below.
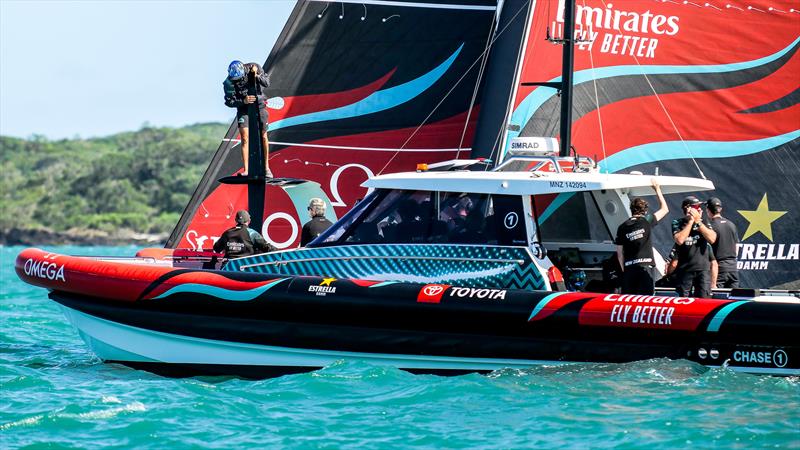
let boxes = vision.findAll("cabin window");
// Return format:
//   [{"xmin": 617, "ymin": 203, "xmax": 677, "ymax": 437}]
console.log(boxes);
[
  {"xmin": 533, "ymin": 192, "xmax": 612, "ymax": 243},
  {"xmin": 317, "ymin": 190, "xmax": 526, "ymax": 246},
  {"xmin": 483, "ymin": 194, "xmax": 527, "ymax": 246},
  {"xmin": 315, "ymin": 190, "xmax": 385, "ymax": 245}
]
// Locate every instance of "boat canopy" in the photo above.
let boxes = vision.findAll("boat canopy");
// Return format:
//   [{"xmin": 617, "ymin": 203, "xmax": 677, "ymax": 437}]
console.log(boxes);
[{"xmin": 364, "ymin": 172, "xmax": 714, "ymax": 197}]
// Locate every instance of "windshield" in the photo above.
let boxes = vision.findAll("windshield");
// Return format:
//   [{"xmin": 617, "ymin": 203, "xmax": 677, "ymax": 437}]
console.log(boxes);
[
  {"xmin": 534, "ymin": 192, "xmax": 612, "ymax": 243},
  {"xmin": 314, "ymin": 190, "xmax": 527, "ymax": 247}
]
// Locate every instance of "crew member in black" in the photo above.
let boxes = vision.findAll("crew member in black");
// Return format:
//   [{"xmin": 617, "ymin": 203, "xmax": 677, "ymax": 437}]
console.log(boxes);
[
  {"xmin": 214, "ymin": 210, "xmax": 275, "ymax": 258},
  {"xmin": 615, "ymin": 178, "xmax": 669, "ymax": 295},
  {"xmin": 672, "ymin": 196, "xmax": 718, "ymax": 298},
  {"xmin": 301, "ymin": 198, "xmax": 334, "ymax": 246},
  {"xmin": 224, "ymin": 60, "xmax": 272, "ymax": 177},
  {"xmin": 706, "ymin": 197, "xmax": 740, "ymax": 288}
]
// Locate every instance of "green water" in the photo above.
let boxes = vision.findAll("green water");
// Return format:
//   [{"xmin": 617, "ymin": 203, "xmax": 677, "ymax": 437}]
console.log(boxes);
[{"xmin": 2, "ymin": 246, "xmax": 799, "ymax": 449}]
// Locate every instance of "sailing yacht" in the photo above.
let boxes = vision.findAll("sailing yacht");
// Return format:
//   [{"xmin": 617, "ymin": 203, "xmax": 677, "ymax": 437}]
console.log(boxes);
[{"xmin": 15, "ymin": 0, "xmax": 800, "ymax": 376}]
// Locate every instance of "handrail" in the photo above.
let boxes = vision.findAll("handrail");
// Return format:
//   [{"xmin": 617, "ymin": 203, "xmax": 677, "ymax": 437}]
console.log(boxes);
[
  {"xmin": 239, "ymin": 255, "xmax": 526, "ymax": 271},
  {"xmin": 83, "ymin": 256, "xmax": 158, "ymax": 264},
  {"xmin": 495, "ymin": 155, "xmax": 596, "ymax": 173}
]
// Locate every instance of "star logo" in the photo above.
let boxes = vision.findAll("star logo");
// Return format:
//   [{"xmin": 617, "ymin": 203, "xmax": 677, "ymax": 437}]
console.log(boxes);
[
  {"xmin": 737, "ymin": 193, "xmax": 787, "ymax": 242},
  {"xmin": 320, "ymin": 277, "xmax": 336, "ymax": 286}
]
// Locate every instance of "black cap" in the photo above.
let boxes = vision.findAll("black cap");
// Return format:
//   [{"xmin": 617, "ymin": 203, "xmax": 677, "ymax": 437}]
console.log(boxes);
[
  {"xmin": 681, "ymin": 196, "xmax": 702, "ymax": 208},
  {"xmin": 707, "ymin": 197, "xmax": 722, "ymax": 208},
  {"xmin": 235, "ymin": 210, "xmax": 251, "ymax": 224}
]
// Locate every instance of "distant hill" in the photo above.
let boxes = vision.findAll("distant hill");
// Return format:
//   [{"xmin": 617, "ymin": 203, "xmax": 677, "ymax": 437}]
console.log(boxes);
[{"xmin": 0, "ymin": 122, "xmax": 228, "ymax": 245}]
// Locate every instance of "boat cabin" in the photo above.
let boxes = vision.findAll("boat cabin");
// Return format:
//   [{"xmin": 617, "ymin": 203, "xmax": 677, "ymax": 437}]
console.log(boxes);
[{"xmin": 224, "ymin": 152, "xmax": 714, "ymax": 292}]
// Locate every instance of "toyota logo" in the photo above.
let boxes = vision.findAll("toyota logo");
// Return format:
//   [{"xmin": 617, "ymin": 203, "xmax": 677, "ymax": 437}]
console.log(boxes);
[{"xmin": 423, "ymin": 285, "xmax": 444, "ymax": 296}]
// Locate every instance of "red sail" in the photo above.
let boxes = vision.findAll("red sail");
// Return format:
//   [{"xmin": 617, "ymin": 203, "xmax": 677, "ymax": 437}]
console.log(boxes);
[
  {"xmin": 168, "ymin": 0, "xmax": 498, "ymax": 251},
  {"xmin": 498, "ymin": 0, "xmax": 799, "ymax": 288}
]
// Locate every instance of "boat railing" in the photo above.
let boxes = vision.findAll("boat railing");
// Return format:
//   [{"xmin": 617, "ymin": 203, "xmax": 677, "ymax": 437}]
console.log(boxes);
[
  {"xmin": 77, "ymin": 254, "xmax": 220, "ymax": 269},
  {"xmin": 239, "ymin": 255, "xmax": 527, "ymax": 271},
  {"xmin": 654, "ymin": 286, "xmax": 800, "ymax": 302},
  {"xmin": 494, "ymin": 154, "xmax": 596, "ymax": 173},
  {"xmin": 81, "ymin": 255, "xmax": 170, "ymax": 266}
]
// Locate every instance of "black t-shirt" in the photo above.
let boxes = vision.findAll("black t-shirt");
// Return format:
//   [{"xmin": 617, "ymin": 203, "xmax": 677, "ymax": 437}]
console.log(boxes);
[
  {"xmin": 301, "ymin": 216, "xmax": 334, "ymax": 246},
  {"xmin": 615, "ymin": 214, "xmax": 658, "ymax": 268},
  {"xmin": 213, "ymin": 225, "xmax": 273, "ymax": 258},
  {"xmin": 707, "ymin": 216, "xmax": 739, "ymax": 271},
  {"xmin": 671, "ymin": 217, "xmax": 712, "ymax": 272}
]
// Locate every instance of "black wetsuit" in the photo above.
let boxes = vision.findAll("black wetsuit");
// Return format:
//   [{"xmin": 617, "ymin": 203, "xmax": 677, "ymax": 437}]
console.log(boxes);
[
  {"xmin": 672, "ymin": 217, "xmax": 712, "ymax": 298},
  {"xmin": 213, "ymin": 224, "xmax": 274, "ymax": 258},
  {"xmin": 223, "ymin": 62, "xmax": 270, "ymax": 128},
  {"xmin": 301, "ymin": 215, "xmax": 334, "ymax": 246},
  {"xmin": 708, "ymin": 215, "xmax": 739, "ymax": 288},
  {"xmin": 615, "ymin": 213, "xmax": 658, "ymax": 295}
]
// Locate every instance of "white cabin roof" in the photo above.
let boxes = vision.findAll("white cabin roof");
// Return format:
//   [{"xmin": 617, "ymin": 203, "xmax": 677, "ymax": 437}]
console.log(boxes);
[{"xmin": 363, "ymin": 171, "xmax": 714, "ymax": 196}]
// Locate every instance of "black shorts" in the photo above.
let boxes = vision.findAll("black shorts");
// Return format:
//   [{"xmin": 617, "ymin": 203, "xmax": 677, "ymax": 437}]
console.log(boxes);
[
  {"xmin": 716, "ymin": 270, "xmax": 739, "ymax": 289},
  {"xmin": 675, "ymin": 269, "xmax": 711, "ymax": 298},
  {"xmin": 236, "ymin": 105, "xmax": 269, "ymax": 130},
  {"xmin": 621, "ymin": 265, "xmax": 655, "ymax": 295}
]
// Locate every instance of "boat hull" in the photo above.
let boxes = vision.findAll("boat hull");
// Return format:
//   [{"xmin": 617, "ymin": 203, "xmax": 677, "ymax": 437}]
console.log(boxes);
[
  {"xmin": 57, "ymin": 300, "xmax": 560, "ymax": 377},
  {"xmin": 17, "ymin": 248, "xmax": 800, "ymax": 377}
]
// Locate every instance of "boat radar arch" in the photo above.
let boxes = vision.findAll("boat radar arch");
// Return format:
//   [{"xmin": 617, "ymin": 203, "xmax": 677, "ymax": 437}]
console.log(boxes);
[{"xmin": 363, "ymin": 171, "xmax": 714, "ymax": 197}]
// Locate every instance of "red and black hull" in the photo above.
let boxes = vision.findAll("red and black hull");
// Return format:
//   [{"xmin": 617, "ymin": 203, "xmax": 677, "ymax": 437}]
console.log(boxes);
[{"xmin": 16, "ymin": 248, "xmax": 800, "ymax": 377}]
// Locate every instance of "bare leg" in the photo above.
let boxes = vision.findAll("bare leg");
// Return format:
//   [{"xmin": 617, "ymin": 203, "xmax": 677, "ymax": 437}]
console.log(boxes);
[{"xmin": 240, "ymin": 126, "xmax": 249, "ymax": 175}]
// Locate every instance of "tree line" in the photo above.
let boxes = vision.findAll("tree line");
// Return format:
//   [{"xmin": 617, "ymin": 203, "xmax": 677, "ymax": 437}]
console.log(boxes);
[{"xmin": 0, "ymin": 123, "xmax": 228, "ymax": 237}]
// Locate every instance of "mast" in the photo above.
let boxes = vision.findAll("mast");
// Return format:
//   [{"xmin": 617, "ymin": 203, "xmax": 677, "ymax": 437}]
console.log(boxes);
[
  {"xmin": 246, "ymin": 71, "xmax": 266, "ymax": 231},
  {"xmin": 558, "ymin": 0, "xmax": 575, "ymax": 157},
  {"xmin": 213, "ymin": 71, "xmax": 267, "ymax": 231}
]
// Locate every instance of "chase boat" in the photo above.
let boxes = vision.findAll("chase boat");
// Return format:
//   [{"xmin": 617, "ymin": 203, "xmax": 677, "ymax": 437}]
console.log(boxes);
[
  {"xmin": 16, "ymin": 152, "xmax": 800, "ymax": 377},
  {"xmin": 15, "ymin": 0, "xmax": 800, "ymax": 377}
]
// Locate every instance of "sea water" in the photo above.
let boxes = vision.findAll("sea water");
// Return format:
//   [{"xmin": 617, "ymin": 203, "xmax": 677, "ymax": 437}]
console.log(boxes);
[{"xmin": 2, "ymin": 246, "xmax": 798, "ymax": 449}]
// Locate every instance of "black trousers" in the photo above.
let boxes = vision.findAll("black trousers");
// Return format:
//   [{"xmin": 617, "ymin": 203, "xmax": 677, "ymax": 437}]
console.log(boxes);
[
  {"xmin": 716, "ymin": 270, "xmax": 739, "ymax": 289},
  {"xmin": 675, "ymin": 269, "xmax": 711, "ymax": 298},
  {"xmin": 621, "ymin": 265, "xmax": 655, "ymax": 295}
]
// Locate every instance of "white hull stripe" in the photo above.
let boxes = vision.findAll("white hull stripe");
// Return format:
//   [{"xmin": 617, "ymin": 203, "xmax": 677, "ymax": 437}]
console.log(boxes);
[
  {"xmin": 59, "ymin": 306, "xmax": 799, "ymax": 376},
  {"xmin": 59, "ymin": 305, "xmax": 566, "ymax": 371},
  {"xmin": 307, "ymin": 0, "xmax": 496, "ymax": 11}
]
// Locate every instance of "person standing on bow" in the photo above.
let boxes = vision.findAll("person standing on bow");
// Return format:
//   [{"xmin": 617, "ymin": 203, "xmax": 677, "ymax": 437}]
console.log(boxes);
[
  {"xmin": 672, "ymin": 196, "xmax": 718, "ymax": 297},
  {"xmin": 615, "ymin": 178, "xmax": 669, "ymax": 295},
  {"xmin": 706, "ymin": 197, "xmax": 739, "ymax": 288},
  {"xmin": 301, "ymin": 198, "xmax": 334, "ymax": 246},
  {"xmin": 223, "ymin": 60, "xmax": 272, "ymax": 178},
  {"xmin": 214, "ymin": 210, "xmax": 275, "ymax": 258}
]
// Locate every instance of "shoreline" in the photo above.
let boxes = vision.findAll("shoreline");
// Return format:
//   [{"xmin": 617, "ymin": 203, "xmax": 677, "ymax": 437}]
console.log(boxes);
[{"xmin": 1, "ymin": 227, "xmax": 167, "ymax": 247}]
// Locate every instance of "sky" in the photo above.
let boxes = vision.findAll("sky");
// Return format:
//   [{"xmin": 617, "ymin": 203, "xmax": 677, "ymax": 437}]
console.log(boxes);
[{"xmin": 0, "ymin": 0, "xmax": 294, "ymax": 139}]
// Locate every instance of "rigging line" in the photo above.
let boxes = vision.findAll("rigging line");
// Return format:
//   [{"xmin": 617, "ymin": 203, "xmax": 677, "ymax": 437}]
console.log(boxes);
[
  {"xmin": 483, "ymin": 113, "xmax": 508, "ymax": 171},
  {"xmin": 582, "ymin": 0, "xmax": 607, "ymax": 175},
  {"xmin": 377, "ymin": 0, "xmax": 532, "ymax": 174},
  {"xmin": 457, "ymin": 14, "xmax": 497, "ymax": 157},
  {"xmin": 764, "ymin": 145, "xmax": 800, "ymax": 197},
  {"xmin": 596, "ymin": 0, "xmax": 706, "ymax": 179}
]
